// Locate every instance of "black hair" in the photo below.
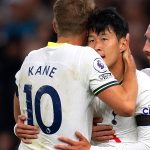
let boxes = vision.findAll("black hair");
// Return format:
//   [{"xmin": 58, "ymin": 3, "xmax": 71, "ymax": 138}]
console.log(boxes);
[{"xmin": 87, "ymin": 7, "xmax": 129, "ymax": 39}]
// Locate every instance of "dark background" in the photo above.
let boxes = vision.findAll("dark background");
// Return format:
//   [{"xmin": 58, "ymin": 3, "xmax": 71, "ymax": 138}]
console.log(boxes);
[{"xmin": 0, "ymin": 0, "xmax": 149, "ymax": 149}]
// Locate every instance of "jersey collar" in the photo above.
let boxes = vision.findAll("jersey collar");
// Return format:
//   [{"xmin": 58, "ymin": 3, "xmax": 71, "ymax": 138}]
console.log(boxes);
[{"xmin": 47, "ymin": 42, "xmax": 65, "ymax": 47}]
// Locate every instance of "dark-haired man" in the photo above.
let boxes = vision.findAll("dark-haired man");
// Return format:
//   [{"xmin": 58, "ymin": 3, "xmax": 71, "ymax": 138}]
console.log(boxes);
[{"xmin": 142, "ymin": 24, "xmax": 150, "ymax": 76}]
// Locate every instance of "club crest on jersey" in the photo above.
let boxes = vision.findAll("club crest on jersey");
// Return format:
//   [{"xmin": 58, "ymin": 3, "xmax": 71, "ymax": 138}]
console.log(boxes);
[{"xmin": 93, "ymin": 58, "xmax": 107, "ymax": 73}]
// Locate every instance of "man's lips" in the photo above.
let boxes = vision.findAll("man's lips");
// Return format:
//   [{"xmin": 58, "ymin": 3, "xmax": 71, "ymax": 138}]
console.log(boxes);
[
  {"xmin": 101, "ymin": 55, "xmax": 105, "ymax": 59},
  {"xmin": 144, "ymin": 51, "xmax": 150, "ymax": 57}
]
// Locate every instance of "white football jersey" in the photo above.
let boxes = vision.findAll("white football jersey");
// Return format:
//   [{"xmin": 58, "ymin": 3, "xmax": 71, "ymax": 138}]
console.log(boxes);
[
  {"xmin": 16, "ymin": 42, "xmax": 118, "ymax": 150},
  {"xmin": 141, "ymin": 68, "xmax": 150, "ymax": 77},
  {"xmin": 92, "ymin": 70, "xmax": 150, "ymax": 149}
]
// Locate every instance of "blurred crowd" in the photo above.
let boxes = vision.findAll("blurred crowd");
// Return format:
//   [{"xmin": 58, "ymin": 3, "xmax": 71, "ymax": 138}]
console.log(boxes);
[{"xmin": 0, "ymin": 0, "xmax": 149, "ymax": 149}]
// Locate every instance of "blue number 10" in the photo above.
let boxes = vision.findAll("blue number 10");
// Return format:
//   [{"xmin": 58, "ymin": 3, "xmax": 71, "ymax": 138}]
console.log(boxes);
[{"xmin": 24, "ymin": 84, "xmax": 62, "ymax": 134}]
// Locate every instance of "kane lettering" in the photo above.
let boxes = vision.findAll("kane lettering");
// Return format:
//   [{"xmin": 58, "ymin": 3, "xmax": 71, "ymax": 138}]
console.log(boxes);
[{"xmin": 28, "ymin": 65, "xmax": 57, "ymax": 78}]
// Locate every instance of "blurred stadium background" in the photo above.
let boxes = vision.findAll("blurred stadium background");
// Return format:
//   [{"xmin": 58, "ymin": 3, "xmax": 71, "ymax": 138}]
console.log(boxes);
[{"xmin": 0, "ymin": 0, "xmax": 149, "ymax": 149}]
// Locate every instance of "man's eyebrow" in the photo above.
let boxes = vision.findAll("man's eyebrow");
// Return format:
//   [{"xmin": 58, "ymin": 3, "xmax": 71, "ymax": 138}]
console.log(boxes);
[
  {"xmin": 101, "ymin": 32, "xmax": 106, "ymax": 35},
  {"xmin": 88, "ymin": 35, "xmax": 94, "ymax": 37}
]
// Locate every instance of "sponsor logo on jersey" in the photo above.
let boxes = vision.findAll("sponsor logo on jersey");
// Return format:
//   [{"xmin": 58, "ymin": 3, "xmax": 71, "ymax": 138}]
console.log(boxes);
[
  {"xmin": 99, "ymin": 73, "xmax": 112, "ymax": 80},
  {"xmin": 142, "ymin": 105, "xmax": 150, "ymax": 114},
  {"xmin": 93, "ymin": 58, "xmax": 107, "ymax": 73}
]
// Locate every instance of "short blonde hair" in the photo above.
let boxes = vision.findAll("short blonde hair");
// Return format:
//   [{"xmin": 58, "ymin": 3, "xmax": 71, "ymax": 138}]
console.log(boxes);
[{"xmin": 53, "ymin": 0, "xmax": 95, "ymax": 36}]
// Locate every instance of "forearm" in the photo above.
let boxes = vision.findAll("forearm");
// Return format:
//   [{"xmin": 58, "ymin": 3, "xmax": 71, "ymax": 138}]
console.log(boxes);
[
  {"xmin": 91, "ymin": 126, "xmax": 150, "ymax": 150},
  {"xmin": 122, "ymin": 69, "xmax": 137, "ymax": 107},
  {"xmin": 122, "ymin": 51, "xmax": 138, "ymax": 112},
  {"xmin": 97, "ymin": 86, "xmax": 136, "ymax": 116},
  {"xmin": 14, "ymin": 93, "xmax": 21, "ymax": 122}
]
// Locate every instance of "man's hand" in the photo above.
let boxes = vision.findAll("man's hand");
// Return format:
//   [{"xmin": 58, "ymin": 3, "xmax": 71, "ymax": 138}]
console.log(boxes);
[
  {"xmin": 55, "ymin": 131, "xmax": 91, "ymax": 150},
  {"xmin": 15, "ymin": 115, "xmax": 39, "ymax": 144},
  {"xmin": 92, "ymin": 117, "xmax": 114, "ymax": 142}
]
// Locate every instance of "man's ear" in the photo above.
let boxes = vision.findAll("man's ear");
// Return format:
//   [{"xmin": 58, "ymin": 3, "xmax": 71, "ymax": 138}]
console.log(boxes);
[
  {"xmin": 119, "ymin": 33, "xmax": 130, "ymax": 53},
  {"xmin": 52, "ymin": 18, "xmax": 58, "ymax": 34},
  {"xmin": 119, "ymin": 37, "xmax": 128, "ymax": 53}
]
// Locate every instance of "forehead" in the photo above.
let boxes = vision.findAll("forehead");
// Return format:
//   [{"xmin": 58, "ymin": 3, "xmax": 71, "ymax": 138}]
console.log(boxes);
[{"xmin": 89, "ymin": 27, "xmax": 115, "ymax": 36}]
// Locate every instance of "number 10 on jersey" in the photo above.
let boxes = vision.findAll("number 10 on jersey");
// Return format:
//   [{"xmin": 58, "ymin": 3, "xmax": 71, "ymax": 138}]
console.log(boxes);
[{"xmin": 24, "ymin": 84, "xmax": 62, "ymax": 134}]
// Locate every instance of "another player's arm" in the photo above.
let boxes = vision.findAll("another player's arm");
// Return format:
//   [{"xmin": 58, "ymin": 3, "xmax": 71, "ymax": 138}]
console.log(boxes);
[
  {"xmin": 92, "ymin": 117, "xmax": 114, "ymax": 142},
  {"xmin": 14, "ymin": 93, "xmax": 21, "ymax": 122},
  {"xmin": 92, "ymin": 104, "xmax": 114, "ymax": 142},
  {"xmin": 55, "ymin": 130, "xmax": 150, "ymax": 150},
  {"xmin": 97, "ymin": 85, "xmax": 136, "ymax": 117},
  {"xmin": 13, "ymin": 91, "xmax": 39, "ymax": 143}
]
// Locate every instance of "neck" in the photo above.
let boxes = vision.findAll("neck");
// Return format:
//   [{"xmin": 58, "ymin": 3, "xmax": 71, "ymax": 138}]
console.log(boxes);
[
  {"xmin": 109, "ymin": 56, "xmax": 125, "ymax": 82},
  {"xmin": 57, "ymin": 33, "xmax": 86, "ymax": 46}
]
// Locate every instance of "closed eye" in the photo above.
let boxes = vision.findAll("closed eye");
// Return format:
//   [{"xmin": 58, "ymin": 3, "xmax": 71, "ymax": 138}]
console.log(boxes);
[{"xmin": 88, "ymin": 39, "xmax": 95, "ymax": 43}]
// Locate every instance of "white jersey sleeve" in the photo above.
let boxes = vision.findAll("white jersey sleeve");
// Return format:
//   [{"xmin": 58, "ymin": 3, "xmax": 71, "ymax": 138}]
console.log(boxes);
[{"xmin": 82, "ymin": 46, "xmax": 119, "ymax": 95}]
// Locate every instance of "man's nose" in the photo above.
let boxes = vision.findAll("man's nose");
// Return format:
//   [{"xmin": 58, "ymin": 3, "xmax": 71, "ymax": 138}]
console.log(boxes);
[
  {"xmin": 94, "ymin": 40, "xmax": 103, "ymax": 52},
  {"xmin": 143, "ymin": 41, "xmax": 150, "ymax": 53}
]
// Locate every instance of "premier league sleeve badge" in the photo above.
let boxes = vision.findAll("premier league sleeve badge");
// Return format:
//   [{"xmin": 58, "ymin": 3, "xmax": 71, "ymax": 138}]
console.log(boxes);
[{"xmin": 93, "ymin": 58, "xmax": 107, "ymax": 73}]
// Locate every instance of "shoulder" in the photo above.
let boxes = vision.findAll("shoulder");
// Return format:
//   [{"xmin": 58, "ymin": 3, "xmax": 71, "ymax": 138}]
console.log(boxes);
[
  {"xmin": 66, "ymin": 44, "xmax": 98, "ymax": 54},
  {"xmin": 141, "ymin": 68, "xmax": 150, "ymax": 77},
  {"xmin": 24, "ymin": 47, "xmax": 46, "ymax": 61},
  {"xmin": 78, "ymin": 45, "xmax": 102, "ymax": 60},
  {"xmin": 136, "ymin": 69, "xmax": 150, "ymax": 93},
  {"xmin": 136, "ymin": 70, "xmax": 150, "ymax": 114},
  {"xmin": 81, "ymin": 45, "xmax": 99, "ymax": 55},
  {"xmin": 136, "ymin": 69, "xmax": 150, "ymax": 80},
  {"xmin": 27, "ymin": 47, "xmax": 46, "ymax": 57},
  {"xmin": 66, "ymin": 44, "xmax": 102, "ymax": 63}
]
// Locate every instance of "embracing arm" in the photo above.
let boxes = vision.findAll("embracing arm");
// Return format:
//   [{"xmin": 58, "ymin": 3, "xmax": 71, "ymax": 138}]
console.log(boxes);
[
  {"xmin": 55, "ymin": 127, "xmax": 150, "ymax": 150},
  {"xmin": 14, "ymin": 93, "xmax": 21, "ymax": 122},
  {"xmin": 91, "ymin": 119, "xmax": 150, "ymax": 150},
  {"xmin": 13, "ymin": 93, "xmax": 39, "ymax": 144},
  {"xmin": 91, "ymin": 126, "xmax": 150, "ymax": 150},
  {"xmin": 97, "ymin": 46, "xmax": 138, "ymax": 116},
  {"xmin": 92, "ymin": 117, "xmax": 114, "ymax": 142}
]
